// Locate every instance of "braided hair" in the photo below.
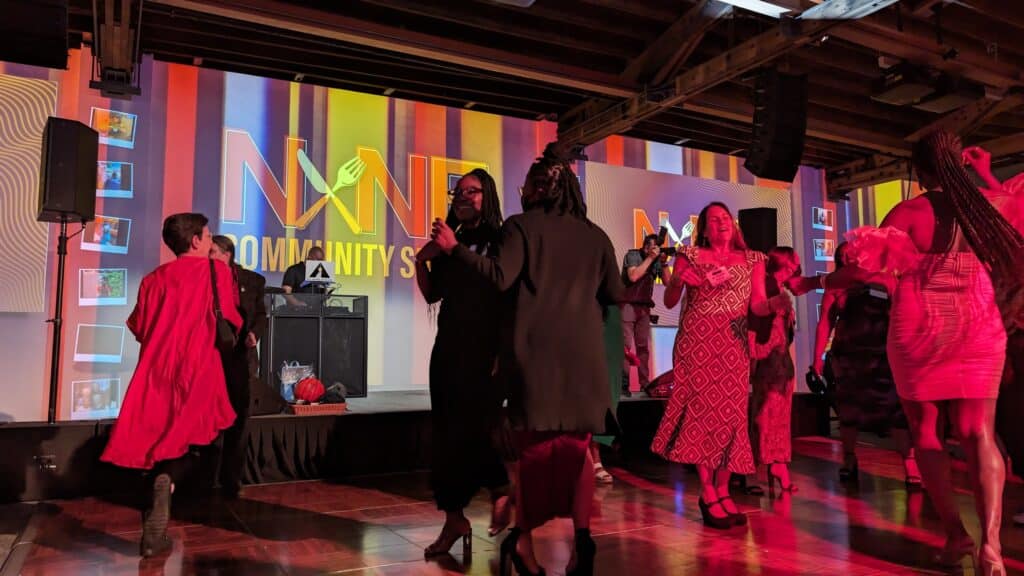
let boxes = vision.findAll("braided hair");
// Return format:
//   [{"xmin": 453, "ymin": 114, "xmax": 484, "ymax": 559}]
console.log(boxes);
[
  {"xmin": 522, "ymin": 141, "xmax": 587, "ymax": 220},
  {"xmin": 913, "ymin": 130, "xmax": 1024, "ymax": 330}
]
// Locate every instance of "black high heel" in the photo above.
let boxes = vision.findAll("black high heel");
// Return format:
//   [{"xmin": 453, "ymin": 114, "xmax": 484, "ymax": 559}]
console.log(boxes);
[
  {"xmin": 768, "ymin": 464, "xmax": 798, "ymax": 497},
  {"xmin": 500, "ymin": 528, "xmax": 546, "ymax": 576},
  {"xmin": 698, "ymin": 498, "xmax": 733, "ymax": 530},
  {"xmin": 424, "ymin": 522, "xmax": 472, "ymax": 557},
  {"xmin": 718, "ymin": 496, "xmax": 747, "ymax": 526},
  {"xmin": 566, "ymin": 528, "xmax": 596, "ymax": 576}
]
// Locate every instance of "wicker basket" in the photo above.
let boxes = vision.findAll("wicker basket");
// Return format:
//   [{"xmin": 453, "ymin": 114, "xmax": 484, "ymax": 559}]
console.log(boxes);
[{"xmin": 288, "ymin": 402, "xmax": 347, "ymax": 416}]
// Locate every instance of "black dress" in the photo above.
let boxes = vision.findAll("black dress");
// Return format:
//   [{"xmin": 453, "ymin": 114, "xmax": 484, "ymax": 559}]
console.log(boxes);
[
  {"xmin": 827, "ymin": 284, "xmax": 908, "ymax": 435},
  {"xmin": 424, "ymin": 224, "xmax": 508, "ymax": 511}
]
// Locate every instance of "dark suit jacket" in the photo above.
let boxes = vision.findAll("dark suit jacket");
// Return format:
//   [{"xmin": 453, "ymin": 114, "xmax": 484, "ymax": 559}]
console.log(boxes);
[
  {"xmin": 452, "ymin": 209, "xmax": 625, "ymax": 433},
  {"xmin": 237, "ymin": 267, "xmax": 267, "ymax": 341}
]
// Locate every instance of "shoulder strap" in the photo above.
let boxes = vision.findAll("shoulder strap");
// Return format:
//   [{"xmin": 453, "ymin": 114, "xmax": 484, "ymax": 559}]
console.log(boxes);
[{"xmin": 209, "ymin": 259, "xmax": 223, "ymax": 316}]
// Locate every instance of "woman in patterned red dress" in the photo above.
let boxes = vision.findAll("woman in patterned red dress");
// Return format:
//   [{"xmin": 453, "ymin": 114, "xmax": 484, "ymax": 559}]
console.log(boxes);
[{"xmin": 651, "ymin": 202, "xmax": 789, "ymax": 529}]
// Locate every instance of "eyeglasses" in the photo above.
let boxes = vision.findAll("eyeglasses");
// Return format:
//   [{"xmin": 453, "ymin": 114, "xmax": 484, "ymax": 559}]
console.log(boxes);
[{"xmin": 447, "ymin": 187, "xmax": 482, "ymax": 198}]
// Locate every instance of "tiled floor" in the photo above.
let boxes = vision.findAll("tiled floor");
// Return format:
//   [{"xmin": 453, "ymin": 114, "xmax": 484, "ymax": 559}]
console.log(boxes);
[{"xmin": 16, "ymin": 437, "xmax": 1024, "ymax": 575}]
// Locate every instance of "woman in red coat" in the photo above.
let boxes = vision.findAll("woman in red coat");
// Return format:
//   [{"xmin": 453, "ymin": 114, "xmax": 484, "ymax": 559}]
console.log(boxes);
[{"xmin": 101, "ymin": 213, "xmax": 241, "ymax": 557}]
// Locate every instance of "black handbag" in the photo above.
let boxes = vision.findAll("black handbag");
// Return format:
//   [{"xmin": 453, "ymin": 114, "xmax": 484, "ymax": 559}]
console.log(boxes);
[{"xmin": 209, "ymin": 259, "xmax": 237, "ymax": 354}]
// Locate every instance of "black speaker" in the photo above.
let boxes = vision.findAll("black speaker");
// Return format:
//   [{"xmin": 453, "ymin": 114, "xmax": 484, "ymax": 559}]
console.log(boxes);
[
  {"xmin": 0, "ymin": 0, "xmax": 69, "ymax": 70},
  {"xmin": 744, "ymin": 68, "xmax": 807, "ymax": 183},
  {"xmin": 249, "ymin": 376, "xmax": 286, "ymax": 416},
  {"xmin": 37, "ymin": 117, "xmax": 98, "ymax": 223},
  {"xmin": 263, "ymin": 313, "xmax": 368, "ymax": 399},
  {"xmin": 738, "ymin": 207, "xmax": 778, "ymax": 254}
]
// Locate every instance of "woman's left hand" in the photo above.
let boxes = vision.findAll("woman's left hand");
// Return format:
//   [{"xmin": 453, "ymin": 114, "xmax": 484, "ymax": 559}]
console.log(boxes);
[{"xmin": 430, "ymin": 219, "xmax": 458, "ymax": 254}]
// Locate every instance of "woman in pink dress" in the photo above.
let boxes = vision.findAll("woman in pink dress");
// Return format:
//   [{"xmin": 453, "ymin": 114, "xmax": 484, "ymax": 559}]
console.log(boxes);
[
  {"xmin": 651, "ymin": 202, "xmax": 788, "ymax": 529},
  {"xmin": 789, "ymin": 131, "xmax": 1023, "ymax": 575}
]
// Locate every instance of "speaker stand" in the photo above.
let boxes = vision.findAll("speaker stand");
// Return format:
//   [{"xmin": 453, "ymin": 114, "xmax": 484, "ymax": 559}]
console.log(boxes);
[{"xmin": 46, "ymin": 215, "xmax": 78, "ymax": 424}]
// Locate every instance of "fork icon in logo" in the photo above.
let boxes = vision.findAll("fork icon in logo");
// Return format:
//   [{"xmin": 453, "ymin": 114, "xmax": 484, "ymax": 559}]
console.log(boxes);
[{"xmin": 296, "ymin": 150, "xmax": 366, "ymax": 196}]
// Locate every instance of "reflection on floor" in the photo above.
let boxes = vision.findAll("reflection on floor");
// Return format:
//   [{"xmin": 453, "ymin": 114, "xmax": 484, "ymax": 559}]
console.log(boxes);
[{"xmin": 17, "ymin": 437, "xmax": 1024, "ymax": 575}]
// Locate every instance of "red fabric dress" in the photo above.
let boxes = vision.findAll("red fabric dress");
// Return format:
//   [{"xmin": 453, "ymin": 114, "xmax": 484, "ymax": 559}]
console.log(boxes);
[
  {"xmin": 101, "ymin": 257, "xmax": 242, "ymax": 469},
  {"xmin": 650, "ymin": 248, "xmax": 761, "ymax": 474}
]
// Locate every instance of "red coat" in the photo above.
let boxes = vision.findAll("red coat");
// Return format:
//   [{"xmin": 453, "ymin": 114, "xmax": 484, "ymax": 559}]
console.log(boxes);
[{"xmin": 101, "ymin": 256, "xmax": 242, "ymax": 469}]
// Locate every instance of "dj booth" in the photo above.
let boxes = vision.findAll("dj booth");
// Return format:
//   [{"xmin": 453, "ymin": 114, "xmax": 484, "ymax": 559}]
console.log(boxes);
[{"xmin": 259, "ymin": 291, "xmax": 369, "ymax": 400}]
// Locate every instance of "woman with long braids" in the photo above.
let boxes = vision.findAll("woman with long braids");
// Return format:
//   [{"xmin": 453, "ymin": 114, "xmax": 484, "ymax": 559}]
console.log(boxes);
[
  {"xmin": 415, "ymin": 168, "xmax": 511, "ymax": 557},
  {"xmin": 789, "ymin": 130, "xmax": 1024, "ymax": 575},
  {"xmin": 431, "ymin": 143, "xmax": 624, "ymax": 576}
]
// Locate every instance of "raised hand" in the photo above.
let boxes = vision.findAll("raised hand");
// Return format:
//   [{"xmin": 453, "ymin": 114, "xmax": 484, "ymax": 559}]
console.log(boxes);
[{"xmin": 430, "ymin": 219, "xmax": 458, "ymax": 253}]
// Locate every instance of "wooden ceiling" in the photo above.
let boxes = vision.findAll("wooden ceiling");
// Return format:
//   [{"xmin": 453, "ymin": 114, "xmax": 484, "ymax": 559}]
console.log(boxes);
[{"xmin": 68, "ymin": 0, "xmax": 1024, "ymax": 192}]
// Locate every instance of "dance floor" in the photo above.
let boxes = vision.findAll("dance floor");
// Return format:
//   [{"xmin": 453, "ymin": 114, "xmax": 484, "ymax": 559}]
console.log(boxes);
[{"xmin": 13, "ymin": 437, "xmax": 1024, "ymax": 575}]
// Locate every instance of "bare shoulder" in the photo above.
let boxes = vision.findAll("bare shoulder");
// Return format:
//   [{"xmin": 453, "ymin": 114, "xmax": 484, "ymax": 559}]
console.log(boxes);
[{"xmin": 881, "ymin": 195, "xmax": 928, "ymax": 229}]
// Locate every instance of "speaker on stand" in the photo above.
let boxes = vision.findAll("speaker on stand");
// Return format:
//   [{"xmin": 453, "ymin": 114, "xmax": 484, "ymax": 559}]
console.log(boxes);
[
  {"xmin": 743, "ymin": 68, "xmax": 808, "ymax": 183},
  {"xmin": 37, "ymin": 117, "xmax": 99, "ymax": 423},
  {"xmin": 738, "ymin": 207, "xmax": 778, "ymax": 254}
]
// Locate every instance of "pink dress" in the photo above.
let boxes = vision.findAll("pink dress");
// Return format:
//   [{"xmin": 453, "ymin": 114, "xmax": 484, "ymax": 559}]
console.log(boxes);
[{"xmin": 847, "ymin": 226, "xmax": 1006, "ymax": 401}]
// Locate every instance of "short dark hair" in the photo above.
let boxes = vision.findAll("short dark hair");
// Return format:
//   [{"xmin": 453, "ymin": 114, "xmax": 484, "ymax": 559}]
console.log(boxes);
[
  {"xmin": 212, "ymin": 235, "xmax": 236, "ymax": 262},
  {"xmin": 643, "ymin": 234, "xmax": 659, "ymax": 247},
  {"xmin": 307, "ymin": 246, "xmax": 325, "ymax": 259},
  {"xmin": 162, "ymin": 213, "xmax": 208, "ymax": 256}
]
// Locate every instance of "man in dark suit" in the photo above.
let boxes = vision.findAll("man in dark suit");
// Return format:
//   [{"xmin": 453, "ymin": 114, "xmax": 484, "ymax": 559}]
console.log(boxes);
[{"xmin": 211, "ymin": 235, "xmax": 268, "ymax": 498}]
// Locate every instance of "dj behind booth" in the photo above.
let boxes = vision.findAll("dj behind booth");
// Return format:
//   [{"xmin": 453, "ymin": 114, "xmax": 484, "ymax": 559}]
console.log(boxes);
[{"xmin": 260, "ymin": 247, "xmax": 369, "ymax": 407}]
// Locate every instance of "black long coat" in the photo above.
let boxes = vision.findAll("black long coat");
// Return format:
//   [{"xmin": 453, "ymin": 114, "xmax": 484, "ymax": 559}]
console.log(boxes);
[{"xmin": 452, "ymin": 210, "xmax": 624, "ymax": 433}]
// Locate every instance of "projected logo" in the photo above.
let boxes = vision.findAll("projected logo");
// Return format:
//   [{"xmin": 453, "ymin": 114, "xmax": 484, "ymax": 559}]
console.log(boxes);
[
  {"xmin": 633, "ymin": 209, "xmax": 698, "ymax": 249},
  {"xmin": 221, "ymin": 130, "xmax": 487, "ymax": 238}
]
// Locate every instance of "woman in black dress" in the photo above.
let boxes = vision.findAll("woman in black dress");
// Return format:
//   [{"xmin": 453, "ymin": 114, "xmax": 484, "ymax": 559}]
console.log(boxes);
[
  {"xmin": 813, "ymin": 242, "xmax": 919, "ymax": 487},
  {"xmin": 415, "ymin": 168, "xmax": 510, "ymax": 557},
  {"xmin": 432, "ymin": 143, "xmax": 624, "ymax": 576}
]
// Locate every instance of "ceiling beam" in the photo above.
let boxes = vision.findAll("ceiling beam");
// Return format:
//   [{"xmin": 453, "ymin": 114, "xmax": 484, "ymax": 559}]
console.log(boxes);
[
  {"xmin": 964, "ymin": 0, "xmax": 1024, "ymax": 33},
  {"xmin": 558, "ymin": 0, "xmax": 900, "ymax": 147},
  {"xmin": 826, "ymin": 154, "xmax": 909, "ymax": 196},
  {"xmin": 909, "ymin": 0, "xmax": 944, "ymax": 17},
  {"xmin": 356, "ymin": 0, "xmax": 640, "ymax": 61},
  {"xmin": 827, "ymin": 11, "xmax": 1024, "ymax": 89},
  {"xmin": 905, "ymin": 92, "xmax": 1024, "ymax": 142},
  {"xmin": 147, "ymin": 0, "xmax": 636, "ymax": 97},
  {"xmin": 620, "ymin": 0, "xmax": 733, "ymax": 86},
  {"xmin": 977, "ymin": 132, "xmax": 1024, "ymax": 158}
]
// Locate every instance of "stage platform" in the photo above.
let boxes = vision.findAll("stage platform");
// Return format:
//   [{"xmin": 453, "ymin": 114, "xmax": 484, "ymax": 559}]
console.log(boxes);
[
  {"xmin": 0, "ymin": 391, "xmax": 828, "ymax": 504},
  {"xmin": 7, "ymin": 437, "xmax": 1024, "ymax": 575}
]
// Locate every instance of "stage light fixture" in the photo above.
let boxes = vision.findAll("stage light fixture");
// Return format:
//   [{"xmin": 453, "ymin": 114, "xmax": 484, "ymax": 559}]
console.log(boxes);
[
  {"xmin": 89, "ymin": 0, "xmax": 143, "ymax": 99},
  {"xmin": 716, "ymin": 0, "xmax": 791, "ymax": 18}
]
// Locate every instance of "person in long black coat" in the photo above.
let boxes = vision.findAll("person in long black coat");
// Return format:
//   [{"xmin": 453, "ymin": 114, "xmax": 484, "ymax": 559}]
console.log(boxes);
[
  {"xmin": 415, "ymin": 169, "xmax": 510, "ymax": 558},
  {"xmin": 211, "ymin": 235, "xmax": 267, "ymax": 498},
  {"xmin": 431, "ymin": 143, "xmax": 624, "ymax": 576}
]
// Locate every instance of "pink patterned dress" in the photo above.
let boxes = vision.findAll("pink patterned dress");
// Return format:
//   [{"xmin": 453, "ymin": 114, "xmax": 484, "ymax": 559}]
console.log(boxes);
[
  {"xmin": 750, "ymin": 295, "xmax": 795, "ymax": 465},
  {"xmin": 650, "ymin": 247, "xmax": 762, "ymax": 474},
  {"xmin": 847, "ymin": 226, "xmax": 1006, "ymax": 401}
]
